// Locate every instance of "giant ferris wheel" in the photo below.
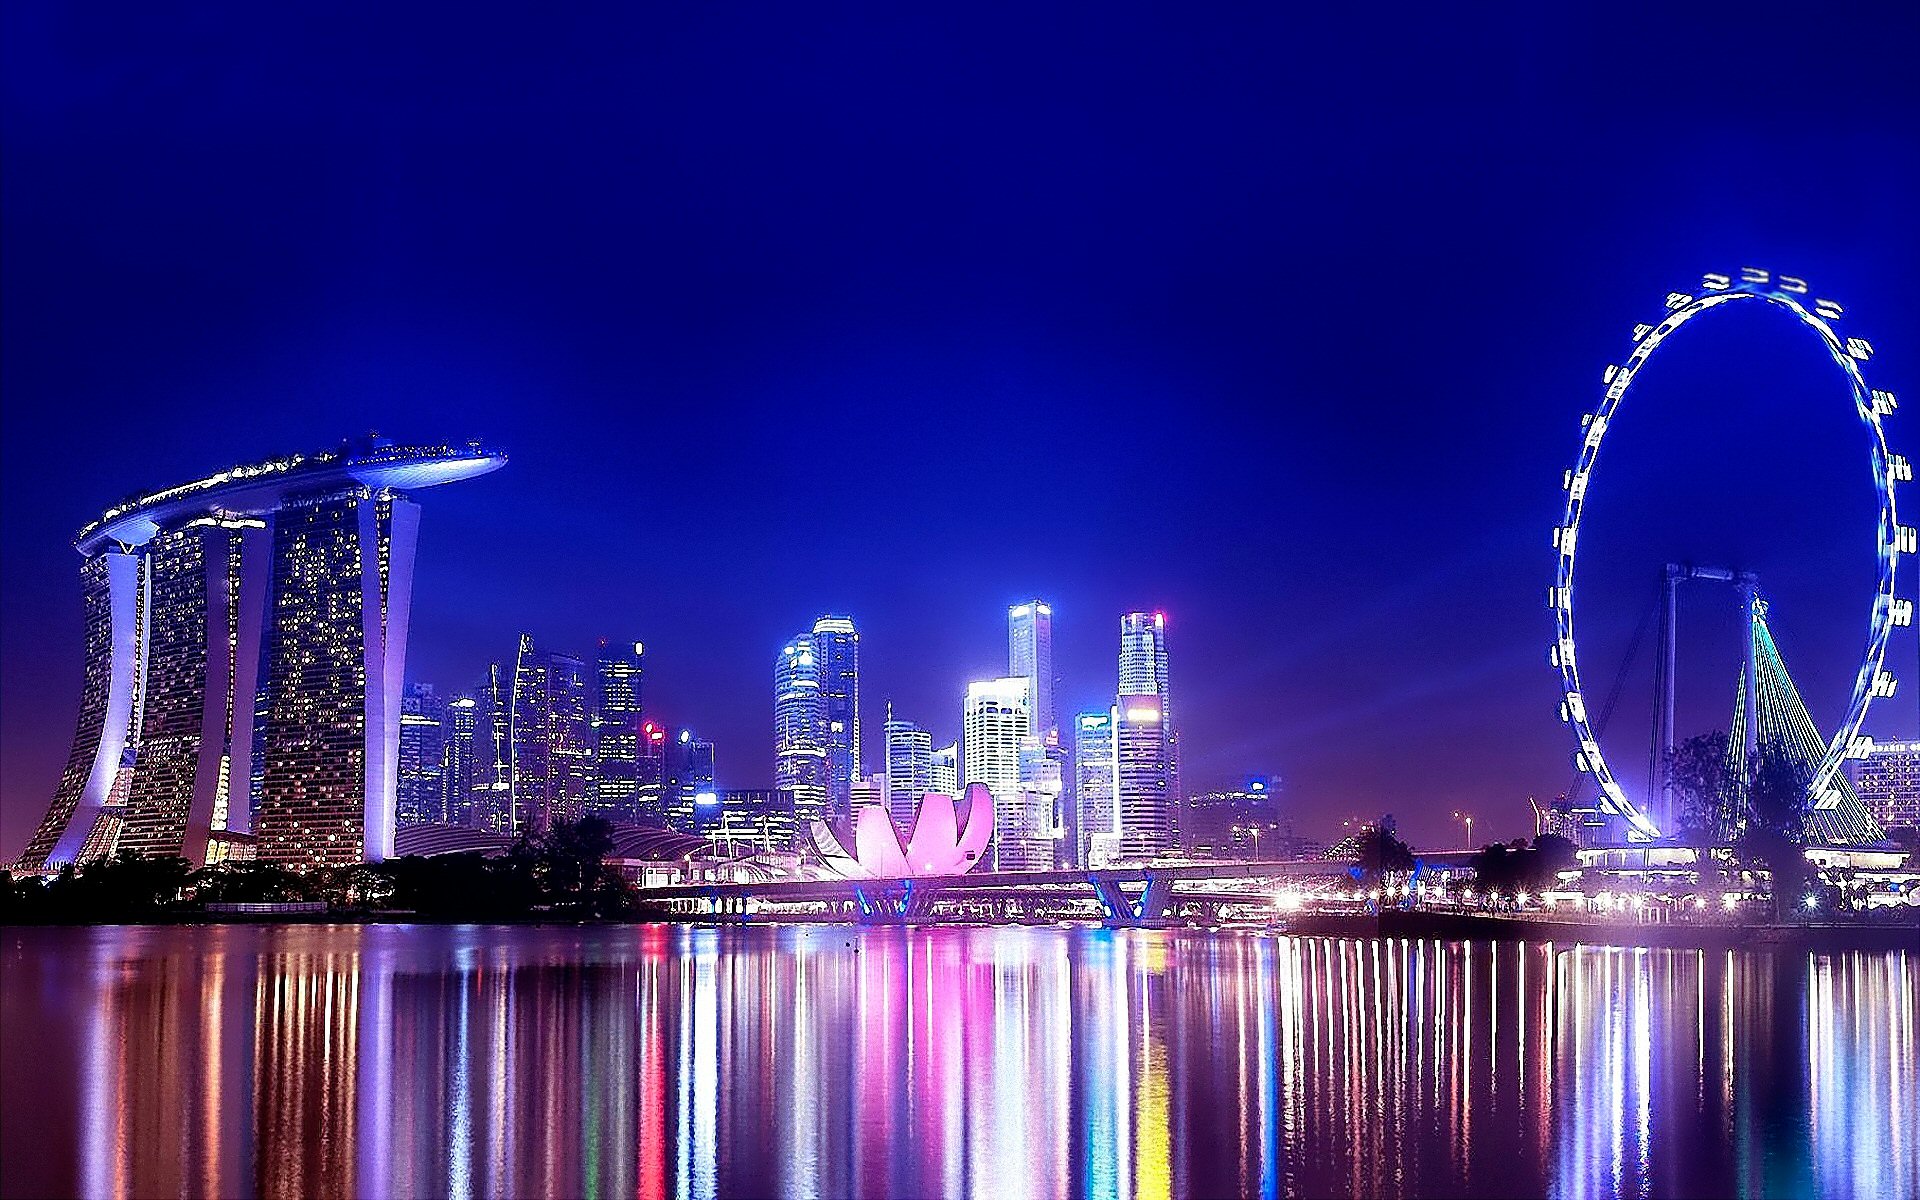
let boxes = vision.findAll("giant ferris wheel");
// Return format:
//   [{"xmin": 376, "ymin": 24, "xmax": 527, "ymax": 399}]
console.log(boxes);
[{"xmin": 1550, "ymin": 267, "xmax": 1913, "ymax": 843}]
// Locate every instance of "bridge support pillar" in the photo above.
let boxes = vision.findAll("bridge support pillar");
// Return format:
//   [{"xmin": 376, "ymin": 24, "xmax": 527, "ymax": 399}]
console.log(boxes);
[
  {"xmin": 1091, "ymin": 875, "xmax": 1176, "ymax": 927},
  {"xmin": 1138, "ymin": 877, "xmax": 1175, "ymax": 923}
]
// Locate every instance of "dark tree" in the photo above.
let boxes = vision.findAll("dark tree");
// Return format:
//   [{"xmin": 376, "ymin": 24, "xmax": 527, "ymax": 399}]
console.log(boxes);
[
  {"xmin": 1531, "ymin": 833, "xmax": 1578, "ymax": 879},
  {"xmin": 189, "ymin": 860, "xmax": 313, "ymax": 904},
  {"xmin": 1666, "ymin": 730, "xmax": 1734, "ymax": 844},
  {"xmin": 1736, "ymin": 738, "xmax": 1813, "ymax": 921},
  {"xmin": 1351, "ymin": 819, "xmax": 1415, "ymax": 882},
  {"xmin": 1469, "ymin": 834, "xmax": 1580, "ymax": 900}
]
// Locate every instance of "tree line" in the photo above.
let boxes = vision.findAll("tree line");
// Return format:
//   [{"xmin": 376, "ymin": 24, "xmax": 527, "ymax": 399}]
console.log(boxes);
[{"xmin": 2, "ymin": 817, "xmax": 640, "ymax": 923}]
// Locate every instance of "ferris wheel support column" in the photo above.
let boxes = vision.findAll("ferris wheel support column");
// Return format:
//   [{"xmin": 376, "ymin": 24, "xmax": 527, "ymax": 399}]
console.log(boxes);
[{"xmin": 1657, "ymin": 565, "xmax": 1681, "ymax": 833}]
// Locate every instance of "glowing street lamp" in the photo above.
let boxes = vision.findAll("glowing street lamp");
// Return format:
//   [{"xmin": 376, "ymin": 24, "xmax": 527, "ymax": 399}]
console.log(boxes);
[{"xmin": 1452, "ymin": 810, "xmax": 1474, "ymax": 849}]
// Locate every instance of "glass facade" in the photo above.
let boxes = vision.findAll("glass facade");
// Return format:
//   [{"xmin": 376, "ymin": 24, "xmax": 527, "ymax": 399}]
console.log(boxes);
[
  {"xmin": 1116, "ymin": 692, "xmax": 1175, "ymax": 859},
  {"xmin": 396, "ymin": 683, "xmax": 447, "ymax": 826},
  {"xmin": 441, "ymin": 695, "xmax": 478, "ymax": 827},
  {"xmin": 963, "ymin": 677, "xmax": 1035, "ymax": 870},
  {"xmin": 469, "ymin": 664, "xmax": 515, "ymax": 834},
  {"xmin": 1008, "ymin": 601, "xmax": 1056, "ymax": 743},
  {"xmin": 883, "ymin": 715, "xmax": 933, "ymax": 828},
  {"xmin": 590, "ymin": 642, "xmax": 644, "ymax": 822},
  {"xmin": 930, "ymin": 742, "xmax": 958, "ymax": 799},
  {"xmin": 509, "ymin": 634, "xmax": 592, "ymax": 837},
  {"xmin": 1119, "ymin": 612, "xmax": 1179, "ymax": 847},
  {"xmin": 1072, "ymin": 709, "xmax": 1118, "ymax": 869},
  {"xmin": 663, "ymin": 731, "xmax": 716, "ymax": 834},
  {"xmin": 774, "ymin": 635, "xmax": 829, "ymax": 828},
  {"xmin": 811, "ymin": 615, "xmax": 860, "ymax": 819}
]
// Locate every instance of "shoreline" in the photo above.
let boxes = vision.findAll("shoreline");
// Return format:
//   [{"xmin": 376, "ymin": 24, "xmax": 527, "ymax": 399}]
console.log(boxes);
[
  {"xmin": 1277, "ymin": 909, "xmax": 1920, "ymax": 952},
  {"xmin": 5, "ymin": 908, "xmax": 1916, "ymax": 950}
]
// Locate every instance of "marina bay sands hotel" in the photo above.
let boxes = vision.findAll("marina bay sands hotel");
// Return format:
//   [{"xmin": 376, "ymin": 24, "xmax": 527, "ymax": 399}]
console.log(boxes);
[{"xmin": 14, "ymin": 437, "xmax": 505, "ymax": 872}]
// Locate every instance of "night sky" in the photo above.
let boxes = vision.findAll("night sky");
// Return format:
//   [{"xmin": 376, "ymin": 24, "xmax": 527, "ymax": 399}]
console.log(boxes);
[{"xmin": 4, "ymin": 6, "xmax": 1917, "ymax": 855}]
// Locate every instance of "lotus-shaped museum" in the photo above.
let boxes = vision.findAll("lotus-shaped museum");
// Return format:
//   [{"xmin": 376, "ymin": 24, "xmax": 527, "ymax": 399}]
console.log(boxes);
[{"xmin": 811, "ymin": 784, "xmax": 996, "ymax": 878}]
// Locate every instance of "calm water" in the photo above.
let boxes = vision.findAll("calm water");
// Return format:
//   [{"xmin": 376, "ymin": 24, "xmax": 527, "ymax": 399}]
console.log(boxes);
[{"xmin": 1, "ymin": 924, "xmax": 1914, "ymax": 1199}]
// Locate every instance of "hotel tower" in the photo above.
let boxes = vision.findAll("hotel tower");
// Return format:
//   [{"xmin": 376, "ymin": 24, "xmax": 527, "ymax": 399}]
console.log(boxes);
[{"xmin": 16, "ymin": 436, "xmax": 505, "ymax": 871}]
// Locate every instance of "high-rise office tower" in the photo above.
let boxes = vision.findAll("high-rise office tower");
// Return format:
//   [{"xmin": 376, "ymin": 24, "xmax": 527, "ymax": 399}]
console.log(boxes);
[
  {"xmin": 441, "ymin": 694, "xmax": 478, "ymax": 827},
  {"xmin": 1073, "ymin": 709, "xmax": 1119, "ymax": 868},
  {"xmin": 1119, "ymin": 610, "xmax": 1179, "ymax": 835},
  {"xmin": 1119, "ymin": 611, "xmax": 1172, "ymax": 712},
  {"xmin": 811, "ymin": 615, "xmax": 860, "ymax": 818},
  {"xmin": 636, "ymin": 719, "xmax": 668, "ymax": 825},
  {"xmin": 591, "ymin": 641, "xmax": 645, "ymax": 822},
  {"xmin": 663, "ymin": 729, "xmax": 716, "ymax": 833},
  {"xmin": 883, "ymin": 709, "xmax": 933, "ymax": 828},
  {"xmin": 930, "ymin": 742, "xmax": 959, "ymax": 799},
  {"xmin": 396, "ymin": 683, "xmax": 447, "ymax": 826},
  {"xmin": 1115, "ymin": 692, "xmax": 1175, "ymax": 858},
  {"xmin": 17, "ymin": 437, "xmax": 506, "ymax": 872},
  {"xmin": 1014, "ymin": 737, "xmax": 1064, "ymax": 870},
  {"xmin": 469, "ymin": 663, "xmax": 514, "ymax": 834},
  {"xmin": 1008, "ymin": 601, "xmax": 1057, "ymax": 744},
  {"xmin": 774, "ymin": 636, "xmax": 829, "ymax": 827},
  {"xmin": 509, "ymin": 634, "xmax": 592, "ymax": 836},
  {"xmin": 965, "ymin": 677, "xmax": 1046, "ymax": 870}
]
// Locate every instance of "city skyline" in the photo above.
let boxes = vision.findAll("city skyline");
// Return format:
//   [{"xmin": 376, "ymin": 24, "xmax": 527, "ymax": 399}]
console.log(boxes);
[
  {"xmin": 5, "ymin": 8, "xmax": 1919, "ymax": 858},
  {"xmin": 5, "ymin": 9, "xmax": 1919, "ymax": 1200},
  {"xmin": 5, "ymin": 423, "xmax": 1915, "ymax": 861}
]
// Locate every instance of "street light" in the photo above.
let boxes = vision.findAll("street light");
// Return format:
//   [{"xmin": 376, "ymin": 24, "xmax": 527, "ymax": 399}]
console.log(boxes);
[{"xmin": 1451, "ymin": 810, "xmax": 1474, "ymax": 849}]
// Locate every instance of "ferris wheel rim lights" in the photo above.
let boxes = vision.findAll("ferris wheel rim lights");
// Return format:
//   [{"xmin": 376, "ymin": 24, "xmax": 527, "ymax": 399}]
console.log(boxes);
[{"xmin": 1550, "ymin": 267, "xmax": 1908, "ymax": 840}]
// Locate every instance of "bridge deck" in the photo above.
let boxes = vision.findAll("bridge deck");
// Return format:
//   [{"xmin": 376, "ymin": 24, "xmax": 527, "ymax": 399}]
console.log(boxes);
[{"xmin": 637, "ymin": 857, "xmax": 1403, "ymax": 903}]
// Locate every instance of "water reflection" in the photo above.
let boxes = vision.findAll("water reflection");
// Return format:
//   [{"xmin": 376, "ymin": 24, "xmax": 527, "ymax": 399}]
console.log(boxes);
[{"xmin": 1, "ymin": 925, "xmax": 1914, "ymax": 1198}]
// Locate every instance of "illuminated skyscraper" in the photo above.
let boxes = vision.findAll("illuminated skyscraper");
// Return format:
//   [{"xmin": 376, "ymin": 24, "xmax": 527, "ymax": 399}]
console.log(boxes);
[
  {"xmin": 112, "ymin": 519, "xmax": 267, "ymax": 865},
  {"xmin": 1851, "ymin": 740, "xmax": 1920, "ymax": 832},
  {"xmin": 16, "ymin": 438, "xmax": 505, "ymax": 871},
  {"xmin": 964, "ymin": 677, "xmax": 1050, "ymax": 869},
  {"xmin": 884, "ymin": 710, "xmax": 933, "ymax": 828},
  {"xmin": 1072, "ymin": 709, "xmax": 1119, "ymax": 868},
  {"xmin": 774, "ymin": 635, "xmax": 829, "ymax": 827},
  {"xmin": 930, "ymin": 742, "xmax": 959, "ymax": 799},
  {"xmin": 441, "ymin": 694, "xmax": 478, "ymax": 827},
  {"xmin": 254, "ymin": 488, "xmax": 424, "ymax": 867},
  {"xmin": 1008, "ymin": 600, "xmax": 1056, "ymax": 743},
  {"xmin": 1009, "ymin": 599, "xmax": 1064, "ymax": 866},
  {"xmin": 636, "ymin": 719, "xmax": 668, "ymax": 825},
  {"xmin": 15, "ymin": 548, "xmax": 147, "ymax": 868},
  {"xmin": 1119, "ymin": 610, "xmax": 1179, "ymax": 838},
  {"xmin": 811, "ymin": 615, "xmax": 861, "ymax": 818},
  {"xmin": 509, "ymin": 634, "xmax": 592, "ymax": 836},
  {"xmin": 1119, "ymin": 611, "xmax": 1172, "ymax": 714},
  {"xmin": 591, "ymin": 641, "xmax": 645, "ymax": 821},
  {"xmin": 468, "ymin": 663, "xmax": 514, "ymax": 834},
  {"xmin": 663, "ymin": 729, "xmax": 716, "ymax": 833},
  {"xmin": 396, "ymin": 683, "xmax": 447, "ymax": 826},
  {"xmin": 1116, "ymin": 692, "xmax": 1175, "ymax": 858}
]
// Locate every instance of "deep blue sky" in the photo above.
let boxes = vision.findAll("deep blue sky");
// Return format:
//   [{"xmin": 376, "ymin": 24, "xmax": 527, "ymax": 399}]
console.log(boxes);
[{"xmin": 4, "ymin": 5, "xmax": 1917, "ymax": 855}]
